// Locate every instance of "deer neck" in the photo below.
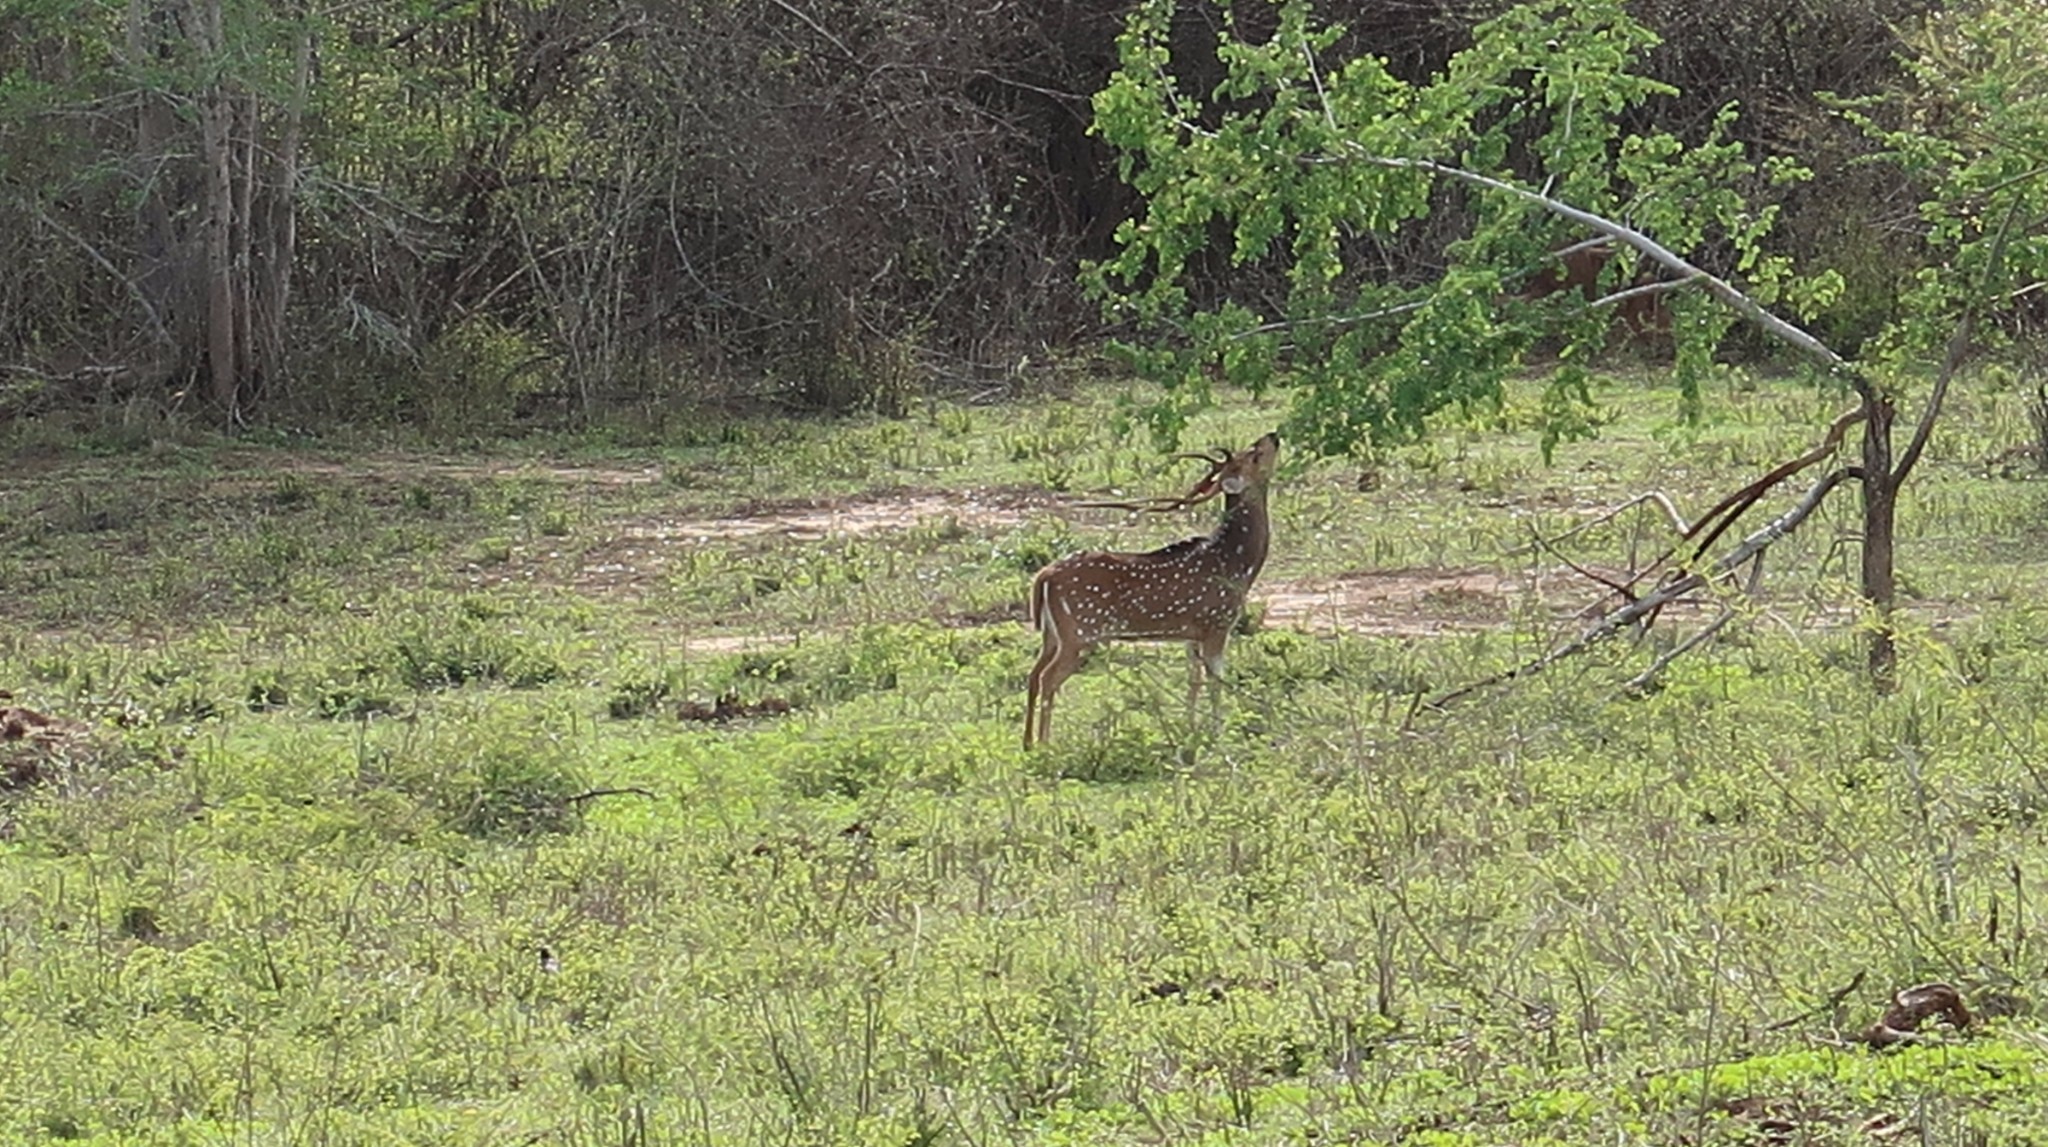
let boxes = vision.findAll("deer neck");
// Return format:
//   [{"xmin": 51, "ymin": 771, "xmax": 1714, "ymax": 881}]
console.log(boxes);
[{"xmin": 1207, "ymin": 485, "xmax": 1270, "ymax": 579}]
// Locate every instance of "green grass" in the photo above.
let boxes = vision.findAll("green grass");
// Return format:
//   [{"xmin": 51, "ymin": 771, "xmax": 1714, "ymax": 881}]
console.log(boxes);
[{"xmin": 4, "ymin": 374, "xmax": 2048, "ymax": 1143}]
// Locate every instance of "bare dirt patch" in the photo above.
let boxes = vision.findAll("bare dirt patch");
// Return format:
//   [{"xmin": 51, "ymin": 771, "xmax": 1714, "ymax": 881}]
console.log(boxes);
[
  {"xmin": 621, "ymin": 487, "xmax": 1055, "ymax": 542},
  {"xmin": 1261, "ymin": 568, "xmax": 1547, "ymax": 637},
  {"xmin": 565, "ymin": 488, "xmax": 1060, "ymax": 597},
  {"xmin": 1258, "ymin": 564, "xmax": 1751, "ymax": 638},
  {"xmin": 276, "ymin": 456, "xmax": 669, "ymax": 487}
]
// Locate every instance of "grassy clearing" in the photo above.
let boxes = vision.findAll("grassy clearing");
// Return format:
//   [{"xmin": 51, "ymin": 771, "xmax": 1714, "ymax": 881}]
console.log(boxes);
[{"xmin": 5, "ymin": 374, "xmax": 2048, "ymax": 1144}]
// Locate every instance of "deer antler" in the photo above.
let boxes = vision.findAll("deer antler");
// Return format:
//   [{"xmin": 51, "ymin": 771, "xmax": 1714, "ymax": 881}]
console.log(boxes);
[{"xmin": 1074, "ymin": 448, "xmax": 1232, "ymax": 513}]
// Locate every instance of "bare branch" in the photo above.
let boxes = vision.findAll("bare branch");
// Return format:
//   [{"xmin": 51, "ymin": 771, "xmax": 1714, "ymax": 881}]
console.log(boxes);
[
  {"xmin": 1513, "ymin": 406, "xmax": 1859, "ymax": 614},
  {"xmin": 30, "ymin": 206, "xmax": 172, "ymax": 346},
  {"xmin": 1682, "ymin": 405, "xmax": 1866, "ymax": 556},
  {"xmin": 764, "ymin": 0, "xmax": 858, "ymax": 64},
  {"xmin": 1894, "ymin": 195, "xmax": 2022, "ymax": 486},
  {"xmin": 1513, "ymin": 492, "xmax": 1695, "ymax": 555},
  {"xmin": 1588, "ymin": 277, "xmax": 1697, "ymax": 311},
  {"xmin": 1232, "ymin": 299, "xmax": 1427, "ymax": 339},
  {"xmin": 1621, "ymin": 603, "xmax": 1738, "ymax": 696},
  {"xmin": 1424, "ymin": 467, "xmax": 1855, "ymax": 711},
  {"xmin": 564, "ymin": 787, "xmax": 658, "ymax": 804},
  {"xmin": 1525, "ymin": 521, "xmax": 1637, "ymax": 604}
]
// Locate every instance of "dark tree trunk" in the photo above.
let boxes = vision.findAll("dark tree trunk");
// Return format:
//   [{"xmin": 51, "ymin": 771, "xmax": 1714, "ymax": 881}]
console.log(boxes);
[{"xmin": 1860, "ymin": 394, "xmax": 1898, "ymax": 690}]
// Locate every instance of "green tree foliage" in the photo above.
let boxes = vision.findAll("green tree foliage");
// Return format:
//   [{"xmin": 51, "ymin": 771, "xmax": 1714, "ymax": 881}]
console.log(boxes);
[
  {"xmin": 1085, "ymin": 0, "xmax": 1829, "ymax": 458},
  {"xmin": 1844, "ymin": 1, "xmax": 2048, "ymax": 366},
  {"xmin": 1085, "ymin": 0, "xmax": 2048, "ymax": 687}
]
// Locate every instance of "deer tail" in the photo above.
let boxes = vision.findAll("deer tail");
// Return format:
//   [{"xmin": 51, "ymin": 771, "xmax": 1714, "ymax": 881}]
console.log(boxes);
[{"xmin": 1027, "ymin": 571, "xmax": 1053, "ymax": 631}]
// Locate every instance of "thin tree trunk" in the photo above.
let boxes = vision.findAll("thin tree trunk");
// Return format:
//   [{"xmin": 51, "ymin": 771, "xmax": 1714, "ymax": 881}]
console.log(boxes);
[
  {"xmin": 1860, "ymin": 395, "xmax": 1898, "ymax": 690},
  {"xmin": 233, "ymin": 92, "xmax": 258, "ymax": 407},
  {"xmin": 257, "ymin": 14, "xmax": 312, "ymax": 400},
  {"xmin": 129, "ymin": 0, "xmax": 188, "ymax": 378},
  {"xmin": 195, "ymin": 0, "xmax": 239, "ymax": 413}
]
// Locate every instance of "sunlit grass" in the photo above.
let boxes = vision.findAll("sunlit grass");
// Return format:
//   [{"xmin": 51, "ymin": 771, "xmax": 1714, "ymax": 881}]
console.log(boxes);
[{"xmin": 3, "ymin": 372, "xmax": 2048, "ymax": 1143}]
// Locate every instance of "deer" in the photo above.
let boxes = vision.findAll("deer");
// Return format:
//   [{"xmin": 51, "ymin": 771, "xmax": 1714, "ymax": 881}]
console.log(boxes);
[
  {"xmin": 1514, "ymin": 239, "xmax": 1674, "ymax": 348},
  {"xmin": 1023, "ymin": 432, "xmax": 1280, "ymax": 748}
]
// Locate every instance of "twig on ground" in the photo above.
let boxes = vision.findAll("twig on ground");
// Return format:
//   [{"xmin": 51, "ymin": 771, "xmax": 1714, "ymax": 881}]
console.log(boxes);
[
  {"xmin": 1766, "ymin": 970, "xmax": 1867, "ymax": 1032},
  {"xmin": 565, "ymin": 787, "xmax": 658, "ymax": 804}
]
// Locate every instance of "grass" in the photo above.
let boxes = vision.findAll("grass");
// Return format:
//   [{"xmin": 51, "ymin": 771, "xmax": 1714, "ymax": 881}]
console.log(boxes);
[{"xmin": 4, "ymin": 372, "xmax": 2048, "ymax": 1143}]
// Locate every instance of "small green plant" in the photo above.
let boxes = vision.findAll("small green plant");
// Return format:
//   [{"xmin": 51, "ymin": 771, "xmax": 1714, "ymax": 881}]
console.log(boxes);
[
  {"xmin": 607, "ymin": 671, "xmax": 678, "ymax": 719},
  {"xmin": 384, "ymin": 616, "xmax": 562, "ymax": 690},
  {"xmin": 473, "ymin": 536, "xmax": 514, "ymax": 564}
]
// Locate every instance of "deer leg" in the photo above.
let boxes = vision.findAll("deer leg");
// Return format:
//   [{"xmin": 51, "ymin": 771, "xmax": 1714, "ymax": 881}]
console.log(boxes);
[
  {"xmin": 1033, "ymin": 641, "xmax": 1082, "ymax": 748},
  {"xmin": 1028, "ymin": 605, "xmax": 1087, "ymax": 748},
  {"xmin": 1026, "ymin": 630, "xmax": 1058, "ymax": 749},
  {"xmin": 1194, "ymin": 630, "xmax": 1231, "ymax": 736}
]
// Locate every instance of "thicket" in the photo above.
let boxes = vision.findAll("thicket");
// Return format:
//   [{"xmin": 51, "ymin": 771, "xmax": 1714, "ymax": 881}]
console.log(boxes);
[{"xmin": 0, "ymin": 1, "xmax": 1937, "ymax": 430}]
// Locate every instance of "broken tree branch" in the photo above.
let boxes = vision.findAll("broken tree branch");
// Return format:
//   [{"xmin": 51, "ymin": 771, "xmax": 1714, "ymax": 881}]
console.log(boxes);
[
  {"xmin": 1622, "ymin": 604, "xmax": 1738, "ymax": 696},
  {"xmin": 1513, "ymin": 405, "xmax": 1863, "ymax": 616},
  {"xmin": 1682, "ymin": 405, "xmax": 1867, "ymax": 557},
  {"xmin": 1526, "ymin": 520, "xmax": 1638, "ymax": 606},
  {"xmin": 1423, "ymin": 467, "xmax": 1854, "ymax": 712},
  {"xmin": 1511, "ymin": 492, "xmax": 1694, "ymax": 554},
  {"xmin": 1589, "ymin": 277, "xmax": 1698, "ymax": 311}
]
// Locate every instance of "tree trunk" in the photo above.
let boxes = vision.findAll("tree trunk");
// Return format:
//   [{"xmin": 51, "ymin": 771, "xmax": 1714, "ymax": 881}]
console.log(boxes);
[
  {"xmin": 255, "ymin": 14, "xmax": 312, "ymax": 402},
  {"xmin": 129, "ymin": 0, "xmax": 194, "ymax": 381},
  {"xmin": 195, "ymin": 0, "xmax": 240, "ymax": 414},
  {"xmin": 1860, "ymin": 394, "xmax": 1898, "ymax": 690}
]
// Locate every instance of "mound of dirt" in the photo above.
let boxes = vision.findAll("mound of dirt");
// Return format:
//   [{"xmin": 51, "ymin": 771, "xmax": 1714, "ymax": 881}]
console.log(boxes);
[{"xmin": 1, "ymin": 696, "xmax": 96, "ymax": 790}]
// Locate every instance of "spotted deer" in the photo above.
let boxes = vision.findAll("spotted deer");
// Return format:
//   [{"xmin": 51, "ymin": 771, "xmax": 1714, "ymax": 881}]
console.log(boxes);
[{"xmin": 1024, "ymin": 432, "xmax": 1280, "ymax": 748}]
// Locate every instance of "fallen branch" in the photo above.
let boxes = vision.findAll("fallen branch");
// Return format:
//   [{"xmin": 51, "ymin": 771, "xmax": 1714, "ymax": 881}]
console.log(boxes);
[
  {"xmin": 1620, "ymin": 604, "xmax": 1737, "ymax": 697},
  {"xmin": 1423, "ymin": 467, "xmax": 1854, "ymax": 712},
  {"xmin": 1515, "ymin": 407, "xmax": 1865, "ymax": 621},
  {"xmin": 1681, "ymin": 405, "xmax": 1867, "ymax": 559},
  {"xmin": 1509, "ymin": 491, "xmax": 1692, "ymax": 553},
  {"xmin": 1526, "ymin": 521, "xmax": 1637, "ymax": 607}
]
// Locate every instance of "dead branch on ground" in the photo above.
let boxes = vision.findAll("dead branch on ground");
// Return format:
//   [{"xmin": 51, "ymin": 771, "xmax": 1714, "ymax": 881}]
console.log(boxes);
[
  {"xmin": 1422, "ymin": 467, "xmax": 1854, "ymax": 715},
  {"xmin": 1452, "ymin": 406, "xmax": 1862, "ymax": 705}
]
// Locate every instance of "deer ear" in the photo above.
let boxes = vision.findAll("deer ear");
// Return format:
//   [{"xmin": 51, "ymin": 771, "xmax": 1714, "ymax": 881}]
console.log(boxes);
[{"xmin": 1221, "ymin": 474, "xmax": 1248, "ymax": 494}]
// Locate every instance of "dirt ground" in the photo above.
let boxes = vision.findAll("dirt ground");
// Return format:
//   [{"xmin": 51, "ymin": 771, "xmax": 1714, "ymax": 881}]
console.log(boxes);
[{"xmin": 567, "ymin": 487, "xmax": 1630, "ymax": 643}]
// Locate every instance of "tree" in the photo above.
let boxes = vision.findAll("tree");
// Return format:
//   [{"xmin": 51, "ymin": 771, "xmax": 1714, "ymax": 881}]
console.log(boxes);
[
  {"xmin": 0, "ymin": 0, "xmax": 314, "ymax": 418},
  {"xmin": 1083, "ymin": 0, "xmax": 2048, "ymax": 691}
]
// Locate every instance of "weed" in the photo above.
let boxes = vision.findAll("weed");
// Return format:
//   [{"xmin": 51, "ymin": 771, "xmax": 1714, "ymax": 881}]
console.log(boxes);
[{"xmin": 384, "ymin": 615, "xmax": 563, "ymax": 690}]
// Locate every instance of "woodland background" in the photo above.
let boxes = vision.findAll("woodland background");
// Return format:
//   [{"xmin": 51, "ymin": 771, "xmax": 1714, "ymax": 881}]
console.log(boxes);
[{"xmin": 0, "ymin": 0, "xmax": 1947, "ymax": 433}]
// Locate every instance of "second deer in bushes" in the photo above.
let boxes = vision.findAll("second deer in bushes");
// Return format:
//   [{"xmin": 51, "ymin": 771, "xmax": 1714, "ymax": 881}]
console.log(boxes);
[
  {"xmin": 1516, "ymin": 239, "xmax": 1673, "ymax": 348},
  {"xmin": 1024, "ymin": 432, "xmax": 1280, "ymax": 748}
]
